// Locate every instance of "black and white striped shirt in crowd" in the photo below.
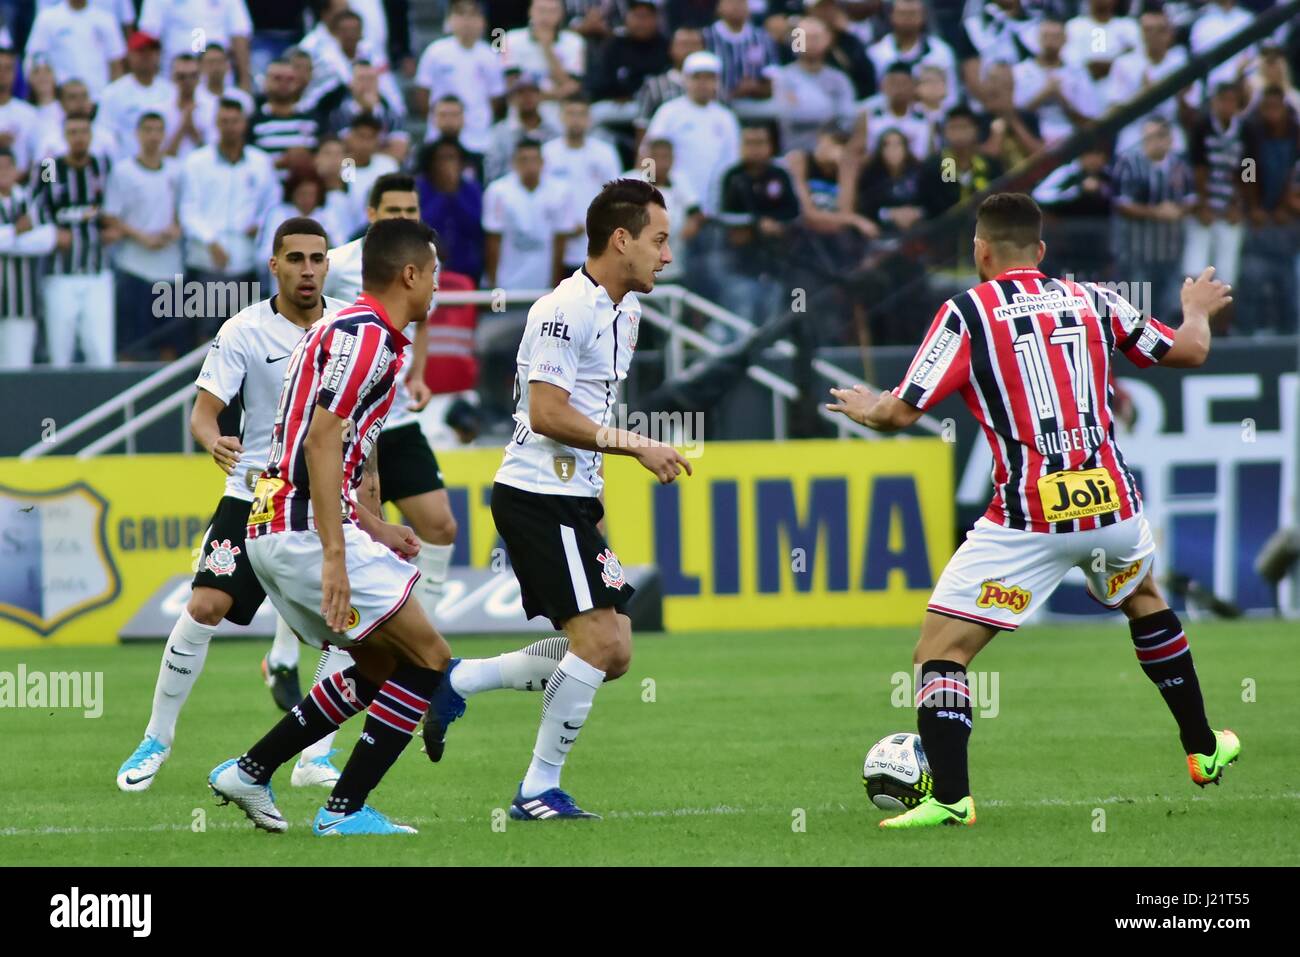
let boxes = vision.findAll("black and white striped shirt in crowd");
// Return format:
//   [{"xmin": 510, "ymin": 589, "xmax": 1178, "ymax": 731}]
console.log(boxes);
[
  {"xmin": 1112, "ymin": 147, "xmax": 1195, "ymax": 263},
  {"xmin": 1187, "ymin": 112, "xmax": 1244, "ymax": 213},
  {"xmin": 0, "ymin": 184, "xmax": 52, "ymax": 316},
  {"xmin": 247, "ymin": 103, "xmax": 320, "ymax": 162},
  {"xmin": 702, "ymin": 20, "xmax": 779, "ymax": 100},
  {"xmin": 635, "ymin": 69, "xmax": 684, "ymax": 127},
  {"xmin": 30, "ymin": 153, "xmax": 112, "ymax": 275}
]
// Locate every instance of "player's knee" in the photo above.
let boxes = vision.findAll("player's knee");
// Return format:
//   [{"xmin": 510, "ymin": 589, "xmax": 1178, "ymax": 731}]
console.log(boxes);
[
  {"xmin": 430, "ymin": 512, "xmax": 457, "ymax": 545},
  {"xmin": 603, "ymin": 642, "xmax": 632, "ymax": 680},
  {"xmin": 186, "ymin": 590, "xmax": 229, "ymax": 626}
]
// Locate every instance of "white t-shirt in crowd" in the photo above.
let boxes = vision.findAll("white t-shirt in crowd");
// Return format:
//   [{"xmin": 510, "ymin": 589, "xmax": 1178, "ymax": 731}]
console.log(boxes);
[
  {"xmin": 482, "ymin": 172, "xmax": 577, "ymax": 291},
  {"xmin": 104, "ymin": 155, "xmax": 182, "ymax": 279},
  {"xmin": 98, "ymin": 74, "xmax": 178, "ymax": 161},
  {"xmin": 541, "ymin": 134, "xmax": 622, "ymax": 266},
  {"xmin": 0, "ymin": 96, "xmax": 43, "ymax": 173},
  {"xmin": 415, "ymin": 36, "xmax": 506, "ymax": 153},
  {"xmin": 643, "ymin": 95, "xmax": 740, "ymax": 215},
  {"xmin": 24, "ymin": 1, "xmax": 127, "ymax": 100},
  {"xmin": 138, "ymin": 0, "xmax": 253, "ymax": 73},
  {"xmin": 501, "ymin": 27, "xmax": 586, "ymax": 91}
]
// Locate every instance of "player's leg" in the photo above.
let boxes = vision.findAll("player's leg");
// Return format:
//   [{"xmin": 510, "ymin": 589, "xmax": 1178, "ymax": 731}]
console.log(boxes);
[
  {"xmin": 0, "ymin": 315, "xmax": 38, "ymax": 368},
  {"xmin": 80, "ymin": 270, "xmax": 115, "ymax": 367},
  {"xmin": 393, "ymin": 488, "xmax": 456, "ymax": 617},
  {"xmin": 261, "ymin": 614, "xmax": 302, "ymax": 711},
  {"xmin": 116, "ymin": 585, "xmax": 231, "ymax": 791},
  {"xmin": 41, "ymin": 275, "xmax": 76, "ymax": 368},
  {"xmin": 290, "ymin": 644, "xmax": 352, "ymax": 787}
]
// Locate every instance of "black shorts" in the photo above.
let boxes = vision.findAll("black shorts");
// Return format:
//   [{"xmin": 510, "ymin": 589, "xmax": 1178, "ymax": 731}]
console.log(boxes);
[
  {"xmin": 377, "ymin": 422, "xmax": 444, "ymax": 503},
  {"xmin": 192, "ymin": 495, "xmax": 266, "ymax": 626},
  {"xmin": 490, "ymin": 482, "xmax": 634, "ymax": 629}
]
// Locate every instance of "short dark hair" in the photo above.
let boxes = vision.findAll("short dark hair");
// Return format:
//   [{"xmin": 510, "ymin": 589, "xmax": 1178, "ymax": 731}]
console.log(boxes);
[
  {"xmin": 361, "ymin": 218, "xmax": 437, "ymax": 290},
  {"xmin": 272, "ymin": 216, "xmax": 329, "ymax": 255},
  {"xmin": 137, "ymin": 110, "xmax": 165, "ymax": 127},
  {"xmin": 0, "ymin": 146, "xmax": 15, "ymax": 162},
  {"xmin": 63, "ymin": 111, "xmax": 92, "ymax": 126},
  {"xmin": 367, "ymin": 172, "xmax": 417, "ymax": 210},
  {"xmin": 976, "ymin": 193, "xmax": 1042, "ymax": 252},
  {"xmin": 348, "ymin": 112, "xmax": 384, "ymax": 134},
  {"xmin": 944, "ymin": 104, "xmax": 977, "ymax": 125},
  {"xmin": 586, "ymin": 178, "xmax": 666, "ymax": 257},
  {"xmin": 435, "ymin": 93, "xmax": 464, "ymax": 108},
  {"xmin": 217, "ymin": 96, "xmax": 246, "ymax": 114},
  {"xmin": 173, "ymin": 52, "xmax": 198, "ymax": 64},
  {"xmin": 514, "ymin": 136, "xmax": 542, "ymax": 155},
  {"xmin": 201, "ymin": 41, "xmax": 227, "ymax": 55}
]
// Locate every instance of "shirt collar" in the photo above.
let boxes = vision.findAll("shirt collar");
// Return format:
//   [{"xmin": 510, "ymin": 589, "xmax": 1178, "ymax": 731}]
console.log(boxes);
[
  {"xmin": 994, "ymin": 267, "xmax": 1045, "ymax": 281},
  {"xmin": 577, "ymin": 265, "xmax": 627, "ymax": 324},
  {"xmin": 356, "ymin": 291, "xmax": 410, "ymax": 347}
]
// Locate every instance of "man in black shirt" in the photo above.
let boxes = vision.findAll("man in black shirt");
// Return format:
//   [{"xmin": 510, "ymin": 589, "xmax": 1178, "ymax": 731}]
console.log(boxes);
[
  {"xmin": 248, "ymin": 58, "xmax": 321, "ymax": 178},
  {"xmin": 587, "ymin": 0, "xmax": 670, "ymax": 102}
]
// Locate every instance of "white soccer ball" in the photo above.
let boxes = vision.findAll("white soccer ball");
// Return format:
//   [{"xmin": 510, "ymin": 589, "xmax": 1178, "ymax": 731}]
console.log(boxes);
[{"xmin": 862, "ymin": 732, "xmax": 933, "ymax": 811}]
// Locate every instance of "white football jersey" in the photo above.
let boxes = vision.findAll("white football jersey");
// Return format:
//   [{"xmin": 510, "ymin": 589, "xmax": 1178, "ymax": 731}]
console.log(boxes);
[
  {"xmin": 495, "ymin": 267, "xmax": 641, "ymax": 498},
  {"xmin": 323, "ymin": 236, "xmax": 419, "ymax": 431},
  {"xmin": 196, "ymin": 294, "xmax": 350, "ymax": 501}
]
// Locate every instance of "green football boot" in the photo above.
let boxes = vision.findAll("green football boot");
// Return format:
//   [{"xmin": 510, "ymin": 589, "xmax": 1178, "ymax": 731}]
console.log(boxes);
[
  {"xmin": 1188, "ymin": 729, "xmax": 1241, "ymax": 787},
  {"xmin": 879, "ymin": 795, "xmax": 976, "ymax": 829}
]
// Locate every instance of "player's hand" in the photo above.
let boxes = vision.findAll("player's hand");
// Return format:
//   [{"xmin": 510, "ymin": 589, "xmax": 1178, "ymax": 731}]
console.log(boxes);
[
  {"xmin": 378, "ymin": 521, "xmax": 420, "ymax": 559},
  {"xmin": 826, "ymin": 383, "xmax": 879, "ymax": 426},
  {"xmin": 634, "ymin": 442, "xmax": 693, "ymax": 484},
  {"xmin": 406, "ymin": 376, "xmax": 432, "ymax": 411},
  {"xmin": 56, "ymin": 228, "xmax": 72, "ymax": 251},
  {"xmin": 1180, "ymin": 267, "xmax": 1232, "ymax": 319},
  {"xmin": 209, "ymin": 435, "xmax": 244, "ymax": 474},
  {"xmin": 321, "ymin": 554, "xmax": 352, "ymax": 633},
  {"xmin": 208, "ymin": 241, "xmax": 229, "ymax": 271}
]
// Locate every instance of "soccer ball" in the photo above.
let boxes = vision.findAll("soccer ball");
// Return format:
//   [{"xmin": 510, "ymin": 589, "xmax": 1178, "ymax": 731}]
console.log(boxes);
[{"xmin": 862, "ymin": 732, "xmax": 933, "ymax": 810}]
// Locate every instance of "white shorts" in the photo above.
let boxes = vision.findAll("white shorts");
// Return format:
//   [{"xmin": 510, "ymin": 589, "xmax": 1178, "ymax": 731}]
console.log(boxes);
[
  {"xmin": 247, "ymin": 524, "xmax": 420, "ymax": 650},
  {"xmin": 928, "ymin": 514, "xmax": 1156, "ymax": 631}
]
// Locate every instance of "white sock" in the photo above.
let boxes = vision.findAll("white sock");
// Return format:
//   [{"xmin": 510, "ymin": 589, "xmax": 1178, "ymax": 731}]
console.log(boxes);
[
  {"xmin": 299, "ymin": 645, "xmax": 352, "ymax": 763},
  {"xmin": 267, "ymin": 614, "xmax": 299, "ymax": 669},
  {"xmin": 144, "ymin": 610, "xmax": 217, "ymax": 747},
  {"xmin": 412, "ymin": 540, "xmax": 453, "ymax": 620},
  {"xmin": 452, "ymin": 636, "xmax": 569, "ymax": 696},
  {"xmin": 521, "ymin": 652, "xmax": 604, "ymax": 797}
]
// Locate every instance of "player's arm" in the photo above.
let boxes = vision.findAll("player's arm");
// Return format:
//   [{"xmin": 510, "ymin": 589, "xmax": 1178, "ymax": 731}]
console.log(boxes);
[
  {"xmin": 825, "ymin": 384, "xmax": 924, "ymax": 433},
  {"xmin": 1160, "ymin": 267, "xmax": 1231, "ymax": 369},
  {"xmin": 352, "ymin": 446, "xmax": 421, "ymax": 558},
  {"xmin": 304, "ymin": 409, "xmax": 353, "ymax": 632},
  {"xmin": 483, "ymin": 232, "xmax": 501, "ymax": 288},
  {"xmin": 529, "ymin": 381, "xmax": 692, "ymax": 484},
  {"xmin": 191, "ymin": 388, "xmax": 244, "ymax": 474}
]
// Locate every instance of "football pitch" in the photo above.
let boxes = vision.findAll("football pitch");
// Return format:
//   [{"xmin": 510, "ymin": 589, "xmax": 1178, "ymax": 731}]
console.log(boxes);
[{"xmin": 2, "ymin": 620, "xmax": 1295, "ymax": 866}]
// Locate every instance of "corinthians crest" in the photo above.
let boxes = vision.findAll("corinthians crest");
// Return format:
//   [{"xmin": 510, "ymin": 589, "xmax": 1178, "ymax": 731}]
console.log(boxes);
[
  {"xmin": 204, "ymin": 539, "xmax": 242, "ymax": 576},
  {"xmin": 0, "ymin": 483, "xmax": 121, "ymax": 636},
  {"xmin": 596, "ymin": 548, "xmax": 625, "ymax": 589}
]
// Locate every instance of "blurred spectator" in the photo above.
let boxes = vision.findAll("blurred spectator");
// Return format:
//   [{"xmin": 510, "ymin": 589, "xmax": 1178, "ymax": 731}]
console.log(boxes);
[
  {"xmin": 1190, "ymin": 0, "xmax": 1254, "ymax": 90},
  {"xmin": 138, "ymin": 0, "xmax": 252, "ymax": 89},
  {"xmin": 1246, "ymin": 44, "xmax": 1300, "ymax": 116},
  {"xmin": 25, "ymin": 60, "xmax": 61, "ymax": 140},
  {"xmin": 1109, "ymin": 7, "xmax": 1191, "ymax": 155},
  {"xmin": 421, "ymin": 258, "xmax": 482, "ymax": 447},
  {"xmin": 99, "ymin": 32, "xmax": 173, "ymax": 162},
  {"xmin": 587, "ymin": 0, "xmax": 670, "ymax": 102},
  {"xmin": 867, "ymin": 0, "xmax": 959, "ymax": 111},
  {"xmin": 248, "ymin": 57, "xmax": 320, "ymax": 177},
  {"xmin": 786, "ymin": 123, "xmax": 876, "ymax": 266},
  {"xmin": 196, "ymin": 43, "xmax": 254, "ymax": 129},
  {"xmin": 414, "ymin": 0, "xmax": 505, "ymax": 155},
  {"xmin": 664, "ymin": 0, "xmax": 716, "ymax": 31},
  {"xmin": 854, "ymin": 61, "xmax": 932, "ymax": 161},
  {"xmin": 0, "ymin": 47, "xmax": 40, "ymax": 176},
  {"xmin": 803, "ymin": 0, "xmax": 878, "ymax": 101},
  {"xmin": 30, "ymin": 112, "xmax": 118, "ymax": 366},
  {"xmin": 1064, "ymin": 0, "xmax": 1138, "ymax": 76},
  {"xmin": 256, "ymin": 168, "xmax": 344, "ymax": 282},
  {"xmin": 964, "ymin": 0, "xmax": 1037, "ymax": 66},
  {"xmin": 426, "ymin": 94, "xmax": 487, "ymax": 183},
  {"xmin": 485, "ymin": 72, "xmax": 563, "ymax": 182},
  {"xmin": 0, "ymin": 146, "xmax": 56, "ymax": 368},
  {"xmin": 319, "ymin": 59, "xmax": 409, "ymax": 165},
  {"xmin": 1238, "ymin": 86, "xmax": 1299, "ymax": 333},
  {"xmin": 286, "ymin": 46, "xmax": 314, "ymax": 100},
  {"xmin": 299, "ymin": 6, "xmax": 401, "ymax": 115},
  {"xmin": 417, "ymin": 138, "xmax": 485, "ymax": 281},
  {"xmin": 917, "ymin": 104, "xmax": 1002, "ymax": 220},
  {"xmin": 856, "ymin": 127, "xmax": 923, "ymax": 237},
  {"xmin": 717, "ymin": 122, "xmax": 799, "ymax": 328},
  {"xmin": 768, "ymin": 15, "xmax": 855, "ymax": 155},
  {"xmin": 161, "ymin": 53, "xmax": 207, "ymax": 160},
  {"xmin": 24, "ymin": 0, "xmax": 126, "ymax": 101},
  {"xmin": 34, "ymin": 0, "xmax": 135, "ymax": 33},
  {"xmin": 313, "ymin": 134, "xmax": 360, "ymax": 238},
  {"xmin": 1013, "ymin": 17, "xmax": 1100, "ymax": 144},
  {"xmin": 977, "ymin": 61, "xmax": 1042, "ymax": 169},
  {"xmin": 103, "ymin": 111, "xmax": 182, "ymax": 359},
  {"xmin": 702, "ymin": 0, "xmax": 778, "ymax": 102},
  {"xmin": 482, "ymin": 137, "xmax": 575, "ymax": 290},
  {"xmin": 1112, "ymin": 117, "xmax": 1193, "ymax": 322},
  {"xmin": 625, "ymin": 136, "xmax": 702, "ymax": 283},
  {"xmin": 542, "ymin": 95, "xmax": 622, "ymax": 270},
  {"xmin": 502, "ymin": 0, "xmax": 586, "ymax": 101},
  {"xmin": 342, "ymin": 113, "xmax": 399, "ymax": 230},
  {"xmin": 34, "ymin": 78, "xmax": 118, "ymax": 160},
  {"xmin": 644, "ymin": 50, "xmax": 740, "ymax": 214},
  {"xmin": 1034, "ymin": 140, "xmax": 1114, "ymax": 278},
  {"xmin": 634, "ymin": 27, "xmax": 704, "ymax": 137},
  {"xmin": 177, "ymin": 99, "xmax": 277, "ymax": 337},
  {"xmin": 915, "ymin": 62, "xmax": 950, "ymax": 135},
  {"xmin": 1183, "ymin": 82, "xmax": 1245, "ymax": 298}
]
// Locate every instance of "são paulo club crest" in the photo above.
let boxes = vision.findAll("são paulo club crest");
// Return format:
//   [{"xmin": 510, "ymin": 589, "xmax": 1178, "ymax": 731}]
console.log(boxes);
[
  {"xmin": 596, "ymin": 548, "xmax": 625, "ymax": 590},
  {"xmin": 204, "ymin": 539, "xmax": 242, "ymax": 576}
]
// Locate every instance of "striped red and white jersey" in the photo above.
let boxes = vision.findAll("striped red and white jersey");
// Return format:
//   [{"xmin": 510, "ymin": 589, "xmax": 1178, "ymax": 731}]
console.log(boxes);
[
  {"xmin": 247, "ymin": 293, "xmax": 409, "ymax": 538},
  {"xmin": 893, "ymin": 267, "xmax": 1176, "ymax": 533}
]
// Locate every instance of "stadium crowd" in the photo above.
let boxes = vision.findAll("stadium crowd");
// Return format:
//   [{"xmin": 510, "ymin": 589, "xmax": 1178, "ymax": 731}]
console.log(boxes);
[{"xmin": 0, "ymin": 0, "xmax": 1297, "ymax": 374}]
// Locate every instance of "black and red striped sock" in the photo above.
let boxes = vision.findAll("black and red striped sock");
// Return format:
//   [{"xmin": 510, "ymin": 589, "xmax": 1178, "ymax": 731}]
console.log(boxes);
[
  {"xmin": 239, "ymin": 667, "xmax": 378, "ymax": 784},
  {"xmin": 1130, "ymin": 608, "xmax": 1215, "ymax": 755},
  {"xmin": 915, "ymin": 660, "xmax": 974, "ymax": 805},
  {"xmin": 326, "ymin": 664, "xmax": 442, "ymax": 814}
]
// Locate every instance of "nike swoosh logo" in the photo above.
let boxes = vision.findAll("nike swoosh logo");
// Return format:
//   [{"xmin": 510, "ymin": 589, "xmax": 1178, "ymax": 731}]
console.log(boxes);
[
  {"xmin": 1202, "ymin": 758, "xmax": 1218, "ymax": 776},
  {"xmin": 124, "ymin": 773, "xmax": 155, "ymax": 785},
  {"xmin": 562, "ymin": 721, "xmax": 583, "ymax": 731},
  {"xmin": 265, "ymin": 354, "xmax": 290, "ymax": 364},
  {"xmin": 315, "ymin": 818, "xmax": 344, "ymax": 832},
  {"xmin": 169, "ymin": 645, "xmax": 194, "ymax": 657}
]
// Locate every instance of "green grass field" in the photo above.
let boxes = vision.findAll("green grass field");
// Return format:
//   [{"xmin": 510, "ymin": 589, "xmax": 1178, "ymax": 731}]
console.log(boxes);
[{"xmin": 1, "ymin": 620, "xmax": 1295, "ymax": 865}]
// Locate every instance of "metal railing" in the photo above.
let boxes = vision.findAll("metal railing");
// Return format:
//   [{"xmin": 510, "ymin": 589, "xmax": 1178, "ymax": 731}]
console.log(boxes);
[{"xmin": 20, "ymin": 285, "xmax": 941, "ymax": 459}]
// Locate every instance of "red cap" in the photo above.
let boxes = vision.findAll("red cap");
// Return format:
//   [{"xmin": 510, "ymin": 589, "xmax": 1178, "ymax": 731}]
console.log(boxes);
[{"xmin": 127, "ymin": 31, "xmax": 161, "ymax": 53}]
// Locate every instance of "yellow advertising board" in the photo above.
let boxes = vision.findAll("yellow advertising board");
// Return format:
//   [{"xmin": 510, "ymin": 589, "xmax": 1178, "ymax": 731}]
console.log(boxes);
[{"xmin": 0, "ymin": 439, "xmax": 952, "ymax": 647}]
